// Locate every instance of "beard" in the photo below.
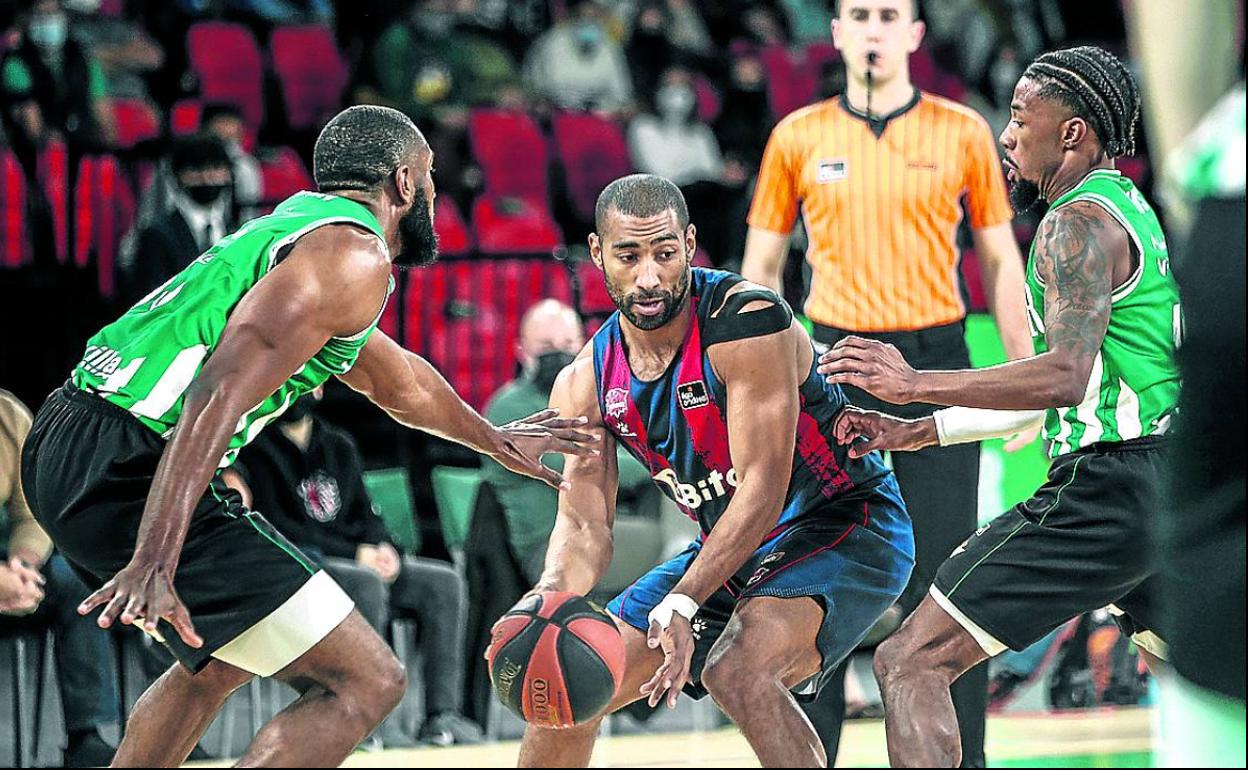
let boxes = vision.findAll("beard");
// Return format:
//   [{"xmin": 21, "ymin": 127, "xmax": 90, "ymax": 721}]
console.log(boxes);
[
  {"xmin": 393, "ymin": 196, "xmax": 440, "ymax": 269},
  {"xmin": 1008, "ymin": 177, "xmax": 1042, "ymax": 214},
  {"xmin": 606, "ymin": 263, "xmax": 691, "ymax": 331}
]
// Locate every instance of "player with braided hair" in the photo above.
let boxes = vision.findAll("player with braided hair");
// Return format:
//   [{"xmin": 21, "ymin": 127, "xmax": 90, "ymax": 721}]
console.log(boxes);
[{"xmin": 815, "ymin": 45, "xmax": 1179, "ymax": 766}]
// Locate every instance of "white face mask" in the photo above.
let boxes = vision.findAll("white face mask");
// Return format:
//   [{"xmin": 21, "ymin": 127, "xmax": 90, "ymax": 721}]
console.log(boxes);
[
  {"xmin": 62, "ymin": 0, "xmax": 102, "ymax": 12},
  {"xmin": 656, "ymin": 84, "xmax": 695, "ymax": 121},
  {"xmin": 28, "ymin": 13, "xmax": 69, "ymax": 50}
]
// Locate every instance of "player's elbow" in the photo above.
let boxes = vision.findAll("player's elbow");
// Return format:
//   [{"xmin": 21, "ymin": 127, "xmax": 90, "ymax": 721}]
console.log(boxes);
[{"xmin": 1044, "ymin": 357, "xmax": 1091, "ymax": 408}]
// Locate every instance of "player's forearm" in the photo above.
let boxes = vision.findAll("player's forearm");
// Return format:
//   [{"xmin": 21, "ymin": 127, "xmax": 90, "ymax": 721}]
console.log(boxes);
[
  {"xmin": 980, "ymin": 253, "xmax": 1035, "ymax": 361},
  {"xmin": 534, "ymin": 513, "xmax": 614, "ymax": 596},
  {"xmin": 914, "ymin": 352, "xmax": 1087, "ymax": 410},
  {"xmin": 381, "ymin": 351, "xmax": 504, "ymax": 456},
  {"xmin": 132, "ymin": 382, "xmax": 246, "ymax": 568},
  {"xmin": 671, "ymin": 478, "xmax": 786, "ymax": 604}
]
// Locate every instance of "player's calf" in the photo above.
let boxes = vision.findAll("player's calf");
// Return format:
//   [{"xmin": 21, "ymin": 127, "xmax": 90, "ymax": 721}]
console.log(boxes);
[{"xmin": 873, "ymin": 597, "xmax": 988, "ymax": 767}]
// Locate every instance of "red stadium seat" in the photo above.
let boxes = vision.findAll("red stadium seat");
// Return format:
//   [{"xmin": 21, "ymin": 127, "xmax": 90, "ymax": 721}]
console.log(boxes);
[
  {"xmin": 804, "ymin": 41, "xmax": 841, "ymax": 73},
  {"xmin": 74, "ymin": 154, "xmax": 137, "ymax": 297},
  {"xmin": 1, "ymin": 149, "xmax": 29, "ymax": 269},
  {"xmin": 958, "ymin": 247, "xmax": 988, "ymax": 313},
  {"xmin": 471, "ymin": 196, "xmax": 562, "ymax": 255},
  {"xmin": 910, "ymin": 46, "xmax": 966, "ymax": 101},
  {"xmin": 37, "ymin": 140, "xmax": 69, "ymax": 264},
  {"xmin": 270, "ymin": 25, "xmax": 348, "ymax": 131},
  {"xmin": 403, "ymin": 259, "xmax": 573, "ymax": 409},
  {"xmin": 551, "ymin": 111, "xmax": 631, "ymax": 224},
  {"xmin": 576, "ymin": 259, "xmax": 615, "ymax": 317},
  {"xmin": 1117, "ymin": 156, "xmax": 1148, "ymax": 187},
  {"xmin": 468, "ymin": 109, "xmax": 550, "ymax": 204},
  {"xmin": 170, "ymin": 99, "xmax": 203, "ymax": 136},
  {"xmin": 762, "ymin": 45, "xmax": 817, "ymax": 119},
  {"xmin": 259, "ymin": 146, "xmax": 313, "ymax": 206},
  {"xmin": 186, "ymin": 22, "xmax": 265, "ymax": 135},
  {"xmin": 434, "ymin": 199, "xmax": 473, "ymax": 256},
  {"xmin": 110, "ymin": 98, "xmax": 161, "ymax": 150},
  {"xmin": 692, "ymin": 74, "xmax": 721, "ymax": 122}
]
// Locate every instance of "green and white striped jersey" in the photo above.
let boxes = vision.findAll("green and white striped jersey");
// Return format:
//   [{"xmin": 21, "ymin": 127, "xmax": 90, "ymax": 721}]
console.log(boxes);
[
  {"xmin": 1025, "ymin": 169, "xmax": 1182, "ymax": 458},
  {"xmin": 72, "ymin": 192, "xmax": 393, "ymax": 467}
]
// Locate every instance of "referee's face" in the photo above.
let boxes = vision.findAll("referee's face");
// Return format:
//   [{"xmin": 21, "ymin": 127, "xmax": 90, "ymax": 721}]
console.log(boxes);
[
  {"xmin": 832, "ymin": 0, "xmax": 924, "ymax": 86},
  {"xmin": 589, "ymin": 209, "xmax": 695, "ymax": 332}
]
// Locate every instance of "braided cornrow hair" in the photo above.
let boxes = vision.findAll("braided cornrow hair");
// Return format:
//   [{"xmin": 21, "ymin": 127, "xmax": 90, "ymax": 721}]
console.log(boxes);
[{"xmin": 1023, "ymin": 46, "xmax": 1141, "ymax": 158}]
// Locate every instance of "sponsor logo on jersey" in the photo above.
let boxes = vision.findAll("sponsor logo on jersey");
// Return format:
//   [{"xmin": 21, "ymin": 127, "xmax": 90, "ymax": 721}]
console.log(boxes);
[
  {"xmin": 761, "ymin": 550, "xmax": 786, "ymax": 565},
  {"xmin": 817, "ymin": 159, "xmax": 848, "ymax": 183},
  {"xmin": 604, "ymin": 387, "xmax": 637, "ymax": 437},
  {"xmin": 653, "ymin": 467, "xmax": 737, "ymax": 509},
  {"xmin": 677, "ymin": 380, "xmax": 710, "ymax": 411}
]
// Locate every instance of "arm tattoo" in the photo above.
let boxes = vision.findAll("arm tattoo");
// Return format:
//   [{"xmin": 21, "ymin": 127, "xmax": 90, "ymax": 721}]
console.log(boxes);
[{"xmin": 1034, "ymin": 202, "xmax": 1115, "ymax": 365}]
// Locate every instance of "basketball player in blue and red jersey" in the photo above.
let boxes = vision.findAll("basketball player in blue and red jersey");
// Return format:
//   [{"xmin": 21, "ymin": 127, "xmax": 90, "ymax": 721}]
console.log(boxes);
[{"xmin": 509, "ymin": 174, "xmax": 915, "ymax": 767}]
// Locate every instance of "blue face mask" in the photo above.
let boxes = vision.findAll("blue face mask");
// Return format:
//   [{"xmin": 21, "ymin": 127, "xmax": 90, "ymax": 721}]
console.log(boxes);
[{"xmin": 28, "ymin": 14, "xmax": 68, "ymax": 50}]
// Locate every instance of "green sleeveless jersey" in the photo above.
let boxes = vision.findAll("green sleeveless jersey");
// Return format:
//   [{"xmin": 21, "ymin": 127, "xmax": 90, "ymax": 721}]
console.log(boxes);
[
  {"xmin": 72, "ymin": 191, "xmax": 393, "ymax": 467},
  {"xmin": 1025, "ymin": 169, "xmax": 1181, "ymax": 458}
]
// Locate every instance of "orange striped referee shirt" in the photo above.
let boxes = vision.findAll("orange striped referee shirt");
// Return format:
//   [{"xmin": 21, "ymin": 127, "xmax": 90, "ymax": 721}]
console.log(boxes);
[{"xmin": 748, "ymin": 90, "xmax": 1013, "ymax": 332}]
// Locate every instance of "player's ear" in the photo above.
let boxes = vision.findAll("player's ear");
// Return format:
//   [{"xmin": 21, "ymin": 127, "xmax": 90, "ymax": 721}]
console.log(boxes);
[
  {"xmin": 685, "ymin": 223, "xmax": 697, "ymax": 261},
  {"xmin": 588, "ymin": 232, "xmax": 604, "ymax": 270},
  {"xmin": 392, "ymin": 163, "xmax": 415, "ymax": 207},
  {"xmin": 1061, "ymin": 117, "xmax": 1089, "ymax": 151}
]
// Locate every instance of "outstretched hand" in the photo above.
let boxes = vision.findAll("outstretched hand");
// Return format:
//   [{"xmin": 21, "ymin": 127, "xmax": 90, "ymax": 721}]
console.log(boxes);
[{"xmin": 493, "ymin": 409, "xmax": 600, "ymax": 491}]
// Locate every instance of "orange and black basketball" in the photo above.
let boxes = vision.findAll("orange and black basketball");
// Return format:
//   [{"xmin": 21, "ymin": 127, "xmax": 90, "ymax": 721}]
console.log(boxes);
[{"xmin": 485, "ymin": 591, "xmax": 626, "ymax": 729}]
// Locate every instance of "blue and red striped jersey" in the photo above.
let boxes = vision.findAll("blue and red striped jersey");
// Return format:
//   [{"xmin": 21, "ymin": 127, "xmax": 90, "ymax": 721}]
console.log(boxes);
[{"xmin": 592, "ymin": 268, "xmax": 893, "ymax": 540}]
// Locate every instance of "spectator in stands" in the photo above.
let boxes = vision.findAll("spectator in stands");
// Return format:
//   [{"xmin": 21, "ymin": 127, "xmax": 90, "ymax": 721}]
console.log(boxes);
[
  {"xmin": 776, "ymin": 0, "xmax": 833, "ymax": 45},
  {"xmin": 523, "ymin": 0, "xmax": 633, "ymax": 115},
  {"xmin": 372, "ymin": 0, "xmax": 520, "ymax": 122},
  {"xmin": 625, "ymin": 0, "xmax": 713, "ymax": 98},
  {"xmin": 223, "ymin": 387, "xmax": 484, "ymax": 747},
  {"xmin": 714, "ymin": 51, "xmax": 772, "ymax": 171},
  {"xmin": 119, "ymin": 134, "xmax": 234, "ymax": 302},
  {"xmin": 1, "ymin": 388, "xmax": 118, "ymax": 768},
  {"xmin": 0, "ymin": 0, "xmax": 115, "ymax": 153},
  {"xmin": 202, "ymin": 102, "xmax": 262, "ymax": 215},
  {"xmin": 368, "ymin": 0, "xmax": 520, "ymax": 207},
  {"xmin": 66, "ymin": 0, "xmax": 165, "ymax": 102},
  {"xmin": 175, "ymin": 0, "xmax": 333, "ymax": 25},
  {"xmin": 628, "ymin": 65, "xmax": 745, "ymax": 263},
  {"xmin": 465, "ymin": 300, "xmax": 659, "ymax": 724}
]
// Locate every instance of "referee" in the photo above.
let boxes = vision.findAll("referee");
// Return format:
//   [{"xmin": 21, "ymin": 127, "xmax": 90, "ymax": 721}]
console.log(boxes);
[{"xmin": 741, "ymin": 1, "xmax": 1032, "ymax": 765}]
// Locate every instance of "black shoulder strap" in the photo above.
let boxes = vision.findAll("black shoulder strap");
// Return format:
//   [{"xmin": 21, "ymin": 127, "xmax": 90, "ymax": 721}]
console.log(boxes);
[{"xmin": 702, "ymin": 287, "xmax": 794, "ymax": 346}]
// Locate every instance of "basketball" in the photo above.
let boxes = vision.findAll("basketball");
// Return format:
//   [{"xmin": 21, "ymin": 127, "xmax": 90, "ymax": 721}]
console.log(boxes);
[{"xmin": 485, "ymin": 591, "xmax": 626, "ymax": 729}]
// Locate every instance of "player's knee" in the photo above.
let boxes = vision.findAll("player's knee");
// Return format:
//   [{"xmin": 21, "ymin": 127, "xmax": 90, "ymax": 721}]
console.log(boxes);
[
  {"xmin": 702, "ymin": 640, "xmax": 774, "ymax": 708},
  {"xmin": 873, "ymin": 628, "xmax": 920, "ymax": 685},
  {"xmin": 178, "ymin": 660, "xmax": 254, "ymax": 703},
  {"xmin": 363, "ymin": 651, "xmax": 407, "ymax": 717}
]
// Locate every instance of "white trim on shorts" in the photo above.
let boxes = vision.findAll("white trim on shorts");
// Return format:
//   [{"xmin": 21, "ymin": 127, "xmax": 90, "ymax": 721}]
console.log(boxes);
[
  {"xmin": 211, "ymin": 571, "xmax": 355, "ymax": 677},
  {"xmin": 1107, "ymin": 603, "xmax": 1170, "ymax": 661},
  {"xmin": 929, "ymin": 585, "xmax": 1008, "ymax": 657}
]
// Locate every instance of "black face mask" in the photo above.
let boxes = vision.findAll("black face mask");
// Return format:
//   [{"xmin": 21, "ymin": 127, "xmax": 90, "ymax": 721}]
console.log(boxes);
[
  {"xmin": 185, "ymin": 184, "xmax": 228, "ymax": 206},
  {"xmin": 277, "ymin": 395, "xmax": 317, "ymax": 425},
  {"xmin": 395, "ymin": 195, "xmax": 440, "ymax": 269},
  {"xmin": 529, "ymin": 350, "xmax": 577, "ymax": 393}
]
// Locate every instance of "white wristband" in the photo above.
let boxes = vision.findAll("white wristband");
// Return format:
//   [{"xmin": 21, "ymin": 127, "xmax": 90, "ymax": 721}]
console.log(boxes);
[
  {"xmin": 647, "ymin": 593, "xmax": 699, "ymax": 630},
  {"xmin": 934, "ymin": 406, "xmax": 1046, "ymax": 446}
]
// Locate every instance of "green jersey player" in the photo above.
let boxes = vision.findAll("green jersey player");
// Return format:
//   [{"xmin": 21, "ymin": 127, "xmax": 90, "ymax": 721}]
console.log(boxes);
[
  {"xmin": 816, "ymin": 46, "xmax": 1179, "ymax": 766},
  {"xmin": 20, "ymin": 106, "xmax": 594, "ymax": 767}
]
